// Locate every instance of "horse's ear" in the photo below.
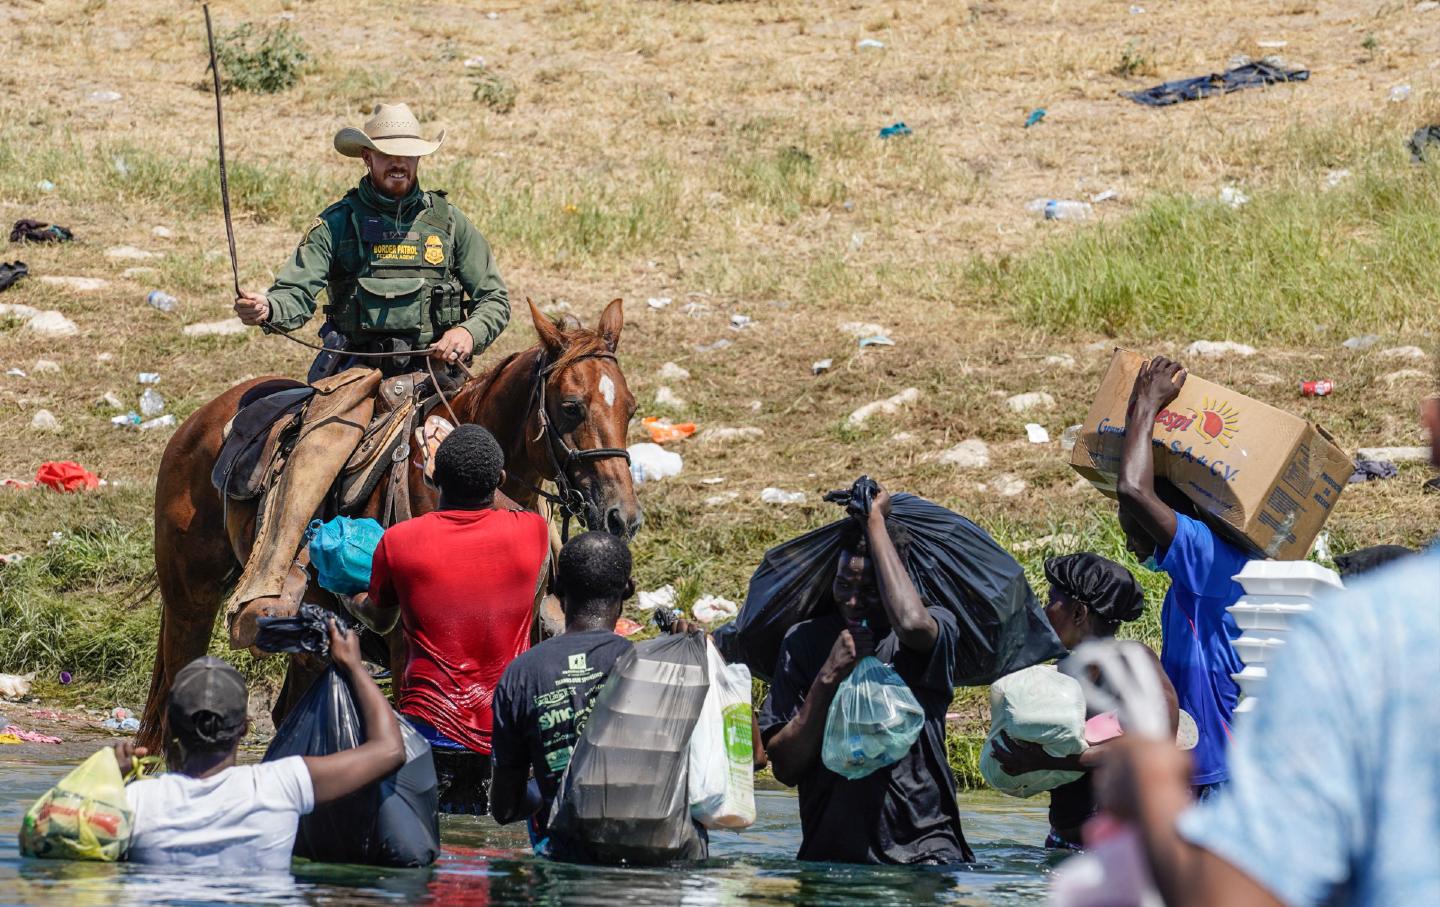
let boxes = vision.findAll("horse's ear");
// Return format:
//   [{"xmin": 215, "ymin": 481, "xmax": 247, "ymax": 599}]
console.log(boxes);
[
  {"xmin": 597, "ymin": 298, "xmax": 623, "ymax": 352},
  {"xmin": 528, "ymin": 298, "xmax": 565, "ymax": 355}
]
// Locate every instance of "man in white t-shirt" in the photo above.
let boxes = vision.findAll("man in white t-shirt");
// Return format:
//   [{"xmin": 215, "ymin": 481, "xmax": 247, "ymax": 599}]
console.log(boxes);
[{"xmin": 113, "ymin": 618, "xmax": 405, "ymax": 871}]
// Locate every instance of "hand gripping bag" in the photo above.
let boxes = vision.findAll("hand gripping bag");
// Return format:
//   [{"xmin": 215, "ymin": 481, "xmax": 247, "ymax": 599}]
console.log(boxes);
[
  {"xmin": 19, "ymin": 748, "xmax": 148, "ymax": 861},
  {"xmin": 263, "ymin": 666, "xmax": 440, "ymax": 867},
  {"xmin": 714, "ymin": 478, "xmax": 1064, "ymax": 684},
  {"xmin": 549, "ymin": 632, "xmax": 711, "ymax": 864},
  {"xmin": 978, "ymin": 665, "xmax": 1088, "ymax": 797},
  {"xmin": 687, "ymin": 640, "xmax": 756, "ymax": 829},
  {"xmin": 821, "ymin": 656, "xmax": 925, "ymax": 780}
]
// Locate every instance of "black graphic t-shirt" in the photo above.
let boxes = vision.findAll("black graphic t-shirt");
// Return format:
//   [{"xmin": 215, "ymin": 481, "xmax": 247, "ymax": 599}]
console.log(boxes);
[{"xmin": 491, "ymin": 629, "xmax": 633, "ymax": 833}]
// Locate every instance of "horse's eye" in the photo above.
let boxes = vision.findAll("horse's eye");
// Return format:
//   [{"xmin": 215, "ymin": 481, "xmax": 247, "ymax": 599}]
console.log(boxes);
[{"xmin": 560, "ymin": 400, "xmax": 585, "ymax": 422}]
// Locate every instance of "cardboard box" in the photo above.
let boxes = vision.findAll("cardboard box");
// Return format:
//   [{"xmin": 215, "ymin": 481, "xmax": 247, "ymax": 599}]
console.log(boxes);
[{"xmin": 1070, "ymin": 349, "xmax": 1353, "ymax": 560}]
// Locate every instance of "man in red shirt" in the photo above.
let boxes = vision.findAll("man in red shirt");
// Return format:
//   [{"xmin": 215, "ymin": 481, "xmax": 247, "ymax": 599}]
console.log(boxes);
[{"xmin": 363, "ymin": 424, "xmax": 550, "ymax": 814}]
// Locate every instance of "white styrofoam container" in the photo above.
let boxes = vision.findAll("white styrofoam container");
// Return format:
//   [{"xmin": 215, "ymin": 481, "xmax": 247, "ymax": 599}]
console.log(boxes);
[
  {"xmin": 1228, "ymin": 602, "xmax": 1311, "ymax": 632},
  {"xmin": 1232, "ymin": 635, "xmax": 1286, "ymax": 664},
  {"xmin": 1233, "ymin": 664, "xmax": 1268, "ymax": 698},
  {"xmin": 1233, "ymin": 560, "xmax": 1343, "ymax": 599},
  {"xmin": 1234, "ymin": 697, "xmax": 1259, "ymax": 714}
]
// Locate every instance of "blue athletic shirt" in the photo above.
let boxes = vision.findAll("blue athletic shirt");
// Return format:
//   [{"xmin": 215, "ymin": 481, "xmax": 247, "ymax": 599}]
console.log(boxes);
[{"xmin": 1158, "ymin": 512, "xmax": 1250, "ymax": 786}]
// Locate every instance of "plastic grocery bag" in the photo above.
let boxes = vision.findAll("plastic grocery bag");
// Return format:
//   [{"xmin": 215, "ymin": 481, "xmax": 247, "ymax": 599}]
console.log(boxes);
[
  {"xmin": 263, "ymin": 666, "xmax": 439, "ymax": 867},
  {"xmin": 688, "ymin": 640, "xmax": 756, "ymax": 829},
  {"xmin": 307, "ymin": 516, "xmax": 384, "ymax": 595},
  {"xmin": 714, "ymin": 479, "xmax": 1064, "ymax": 684},
  {"xmin": 549, "ymin": 632, "xmax": 711, "ymax": 864},
  {"xmin": 979, "ymin": 665, "xmax": 1088, "ymax": 798},
  {"xmin": 821, "ymin": 656, "xmax": 925, "ymax": 780},
  {"xmin": 20, "ymin": 748, "xmax": 134, "ymax": 861}
]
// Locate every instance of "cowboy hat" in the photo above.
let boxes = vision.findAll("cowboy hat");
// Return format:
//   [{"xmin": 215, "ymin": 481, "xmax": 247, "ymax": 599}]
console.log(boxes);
[{"xmin": 333, "ymin": 103, "xmax": 446, "ymax": 159}]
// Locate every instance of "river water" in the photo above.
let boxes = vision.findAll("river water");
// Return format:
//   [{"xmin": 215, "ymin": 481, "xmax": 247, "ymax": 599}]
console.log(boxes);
[{"xmin": 1, "ymin": 758, "xmax": 1058, "ymax": 906}]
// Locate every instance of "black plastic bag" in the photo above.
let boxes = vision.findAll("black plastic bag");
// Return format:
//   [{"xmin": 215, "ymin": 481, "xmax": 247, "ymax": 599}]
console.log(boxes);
[
  {"xmin": 548, "ymin": 632, "xmax": 710, "ymax": 865},
  {"xmin": 263, "ymin": 666, "xmax": 440, "ymax": 867},
  {"xmin": 715, "ymin": 482, "xmax": 1065, "ymax": 685}
]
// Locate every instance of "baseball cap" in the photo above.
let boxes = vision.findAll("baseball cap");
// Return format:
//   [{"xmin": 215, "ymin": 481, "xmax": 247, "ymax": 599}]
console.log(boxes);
[{"xmin": 167, "ymin": 656, "xmax": 248, "ymax": 747}]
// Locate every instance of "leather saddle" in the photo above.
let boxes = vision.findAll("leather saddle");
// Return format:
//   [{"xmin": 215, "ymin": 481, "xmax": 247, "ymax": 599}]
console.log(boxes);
[{"xmin": 212, "ymin": 372, "xmax": 443, "ymax": 522}]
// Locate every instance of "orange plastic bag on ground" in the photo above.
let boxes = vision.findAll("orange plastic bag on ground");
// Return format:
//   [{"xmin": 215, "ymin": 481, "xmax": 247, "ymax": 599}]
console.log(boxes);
[{"xmin": 642, "ymin": 417, "xmax": 696, "ymax": 444}]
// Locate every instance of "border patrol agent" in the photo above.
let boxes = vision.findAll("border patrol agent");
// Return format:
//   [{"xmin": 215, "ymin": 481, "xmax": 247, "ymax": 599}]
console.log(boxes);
[
  {"xmin": 235, "ymin": 102, "xmax": 509, "ymax": 379},
  {"xmin": 225, "ymin": 103, "xmax": 511, "ymax": 640}
]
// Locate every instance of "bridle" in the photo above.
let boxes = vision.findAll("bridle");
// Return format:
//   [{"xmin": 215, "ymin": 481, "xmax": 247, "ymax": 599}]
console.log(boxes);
[{"xmin": 526, "ymin": 350, "xmax": 631, "ymax": 541}]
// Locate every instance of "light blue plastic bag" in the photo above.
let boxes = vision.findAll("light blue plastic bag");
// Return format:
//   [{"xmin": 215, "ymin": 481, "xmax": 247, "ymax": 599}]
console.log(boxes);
[
  {"xmin": 307, "ymin": 517, "xmax": 384, "ymax": 595},
  {"xmin": 821, "ymin": 656, "xmax": 925, "ymax": 780}
]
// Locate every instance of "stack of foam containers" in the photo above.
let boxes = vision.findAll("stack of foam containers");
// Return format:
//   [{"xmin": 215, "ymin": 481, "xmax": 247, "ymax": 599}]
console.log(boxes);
[{"xmin": 1227, "ymin": 560, "xmax": 1344, "ymax": 714}]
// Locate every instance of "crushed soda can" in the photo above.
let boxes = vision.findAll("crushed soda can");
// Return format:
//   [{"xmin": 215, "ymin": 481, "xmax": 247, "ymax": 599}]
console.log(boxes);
[{"xmin": 1300, "ymin": 379, "xmax": 1334, "ymax": 397}]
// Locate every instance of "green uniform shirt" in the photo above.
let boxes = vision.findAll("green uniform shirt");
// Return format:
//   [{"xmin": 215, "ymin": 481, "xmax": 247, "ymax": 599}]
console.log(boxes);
[{"xmin": 265, "ymin": 177, "xmax": 510, "ymax": 351}]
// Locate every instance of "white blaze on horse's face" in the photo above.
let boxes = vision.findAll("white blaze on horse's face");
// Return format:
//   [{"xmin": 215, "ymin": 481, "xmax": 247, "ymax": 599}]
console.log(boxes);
[{"xmin": 599, "ymin": 374, "xmax": 616, "ymax": 408}]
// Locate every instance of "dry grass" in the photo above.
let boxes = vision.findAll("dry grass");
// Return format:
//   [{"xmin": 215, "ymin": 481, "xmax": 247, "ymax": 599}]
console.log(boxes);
[{"xmin": 1, "ymin": 0, "xmax": 1437, "ymax": 763}]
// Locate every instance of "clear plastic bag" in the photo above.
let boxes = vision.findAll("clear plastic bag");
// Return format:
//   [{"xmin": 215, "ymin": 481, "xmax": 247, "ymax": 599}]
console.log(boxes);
[
  {"xmin": 549, "ymin": 632, "xmax": 711, "ymax": 864},
  {"xmin": 688, "ymin": 640, "xmax": 756, "ymax": 829},
  {"xmin": 821, "ymin": 656, "xmax": 925, "ymax": 780}
]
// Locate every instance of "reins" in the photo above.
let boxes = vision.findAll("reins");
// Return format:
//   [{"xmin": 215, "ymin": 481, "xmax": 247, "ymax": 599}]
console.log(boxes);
[{"xmin": 524, "ymin": 350, "xmax": 631, "ymax": 542}]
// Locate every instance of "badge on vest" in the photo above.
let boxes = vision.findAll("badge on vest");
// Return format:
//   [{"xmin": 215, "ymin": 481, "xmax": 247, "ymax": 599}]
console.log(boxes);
[{"xmin": 423, "ymin": 234, "xmax": 445, "ymax": 266}]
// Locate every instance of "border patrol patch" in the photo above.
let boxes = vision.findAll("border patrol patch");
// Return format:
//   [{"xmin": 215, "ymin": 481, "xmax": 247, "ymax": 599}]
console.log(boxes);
[
  {"xmin": 300, "ymin": 216, "xmax": 323, "ymax": 245},
  {"xmin": 423, "ymin": 234, "xmax": 445, "ymax": 266}
]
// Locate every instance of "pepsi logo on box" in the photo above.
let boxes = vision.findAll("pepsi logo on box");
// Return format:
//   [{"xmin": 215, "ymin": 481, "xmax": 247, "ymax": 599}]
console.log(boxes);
[{"xmin": 1070, "ymin": 349, "xmax": 1353, "ymax": 560}]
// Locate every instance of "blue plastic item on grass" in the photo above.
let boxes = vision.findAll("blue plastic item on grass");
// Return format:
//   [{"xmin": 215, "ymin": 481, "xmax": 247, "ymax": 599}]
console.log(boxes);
[
  {"xmin": 1024, "ymin": 108, "xmax": 1046, "ymax": 128},
  {"xmin": 878, "ymin": 122, "xmax": 912, "ymax": 139},
  {"xmin": 821, "ymin": 655, "xmax": 925, "ymax": 780},
  {"xmin": 307, "ymin": 516, "xmax": 384, "ymax": 595}
]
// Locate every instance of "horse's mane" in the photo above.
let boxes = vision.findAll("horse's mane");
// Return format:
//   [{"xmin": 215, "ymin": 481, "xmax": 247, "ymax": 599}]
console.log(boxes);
[{"xmin": 450, "ymin": 322, "xmax": 614, "ymax": 422}]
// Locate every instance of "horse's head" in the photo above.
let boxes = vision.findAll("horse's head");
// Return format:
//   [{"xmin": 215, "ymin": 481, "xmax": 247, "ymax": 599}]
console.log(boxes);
[{"xmin": 526, "ymin": 298, "xmax": 642, "ymax": 538}]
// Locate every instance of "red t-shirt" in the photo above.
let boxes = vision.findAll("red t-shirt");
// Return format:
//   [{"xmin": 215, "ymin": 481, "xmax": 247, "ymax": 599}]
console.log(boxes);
[{"xmin": 368, "ymin": 508, "xmax": 550, "ymax": 755}]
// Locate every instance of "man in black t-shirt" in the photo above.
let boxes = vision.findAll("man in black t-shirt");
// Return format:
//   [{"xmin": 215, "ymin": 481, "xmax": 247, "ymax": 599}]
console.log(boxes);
[
  {"xmin": 490, "ymin": 532, "xmax": 635, "ymax": 842},
  {"xmin": 759, "ymin": 483, "xmax": 975, "ymax": 865}
]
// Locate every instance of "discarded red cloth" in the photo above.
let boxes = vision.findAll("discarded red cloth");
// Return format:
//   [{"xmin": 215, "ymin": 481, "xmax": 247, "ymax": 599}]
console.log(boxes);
[{"xmin": 35, "ymin": 461, "xmax": 100, "ymax": 492}]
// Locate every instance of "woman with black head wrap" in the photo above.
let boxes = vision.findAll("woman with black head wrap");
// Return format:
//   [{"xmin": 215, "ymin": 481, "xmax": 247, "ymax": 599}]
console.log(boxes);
[{"xmin": 992, "ymin": 553, "xmax": 1178, "ymax": 850}]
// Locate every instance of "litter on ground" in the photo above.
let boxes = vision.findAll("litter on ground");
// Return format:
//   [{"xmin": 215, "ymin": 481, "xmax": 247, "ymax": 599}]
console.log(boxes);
[
  {"xmin": 692, "ymin": 595, "xmax": 739, "ymax": 624},
  {"xmin": 642, "ymin": 417, "xmax": 696, "ymax": 444},
  {"xmin": 0, "ymin": 674, "xmax": 35, "ymax": 699},
  {"xmin": 812, "ymin": 359, "xmax": 833, "ymax": 375},
  {"xmin": 1342, "ymin": 334, "xmax": 1380, "ymax": 350},
  {"xmin": 628, "ymin": 443, "xmax": 683, "ymax": 484},
  {"xmin": 183, "ymin": 318, "xmax": 247, "ymax": 337},
  {"xmin": 36, "ymin": 276, "xmax": 107, "ymax": 292},
  {"xmin": 938, "ymin": 439, "xmax": 990, "ymax": 469},
  {"xmin": 30, "ymin": 410, "xmax": 60, "ymax": 432},
  {"xmin": 848, "ymin": 387, "xmax": 921, "ymax": 426},
  {"xmin": 637, "ymin": 585, "xmax": 677, "ymax": 612},
  {"xmin": 760, "ymin": 487, "xmax": 806, "ymax": 505},
  {"xmin": 1185, "ymin": 339, "xmax": 1256, "ymax": 358},
  {"xmin": 657, "ymin": 362, "xmax": 690, "ymax": 381},
  {"xmin": 35, "ymin": 461, "xmax": 100, "ymax": 492},
  {"xmin": 1025, "ymin": 423, "xmax": 1050, "ymax": 444},
  {"xmin": 698, "ymin": 426, "xmax": 763, "ymax": 446},
  {"xmin": 646, "ymin": 297, "xmax": 672, "ymax": 309},
  {"xmin": 1379, "ymin": 346, "xmax": 1426, "ymax": 360},
  {"xmin": 1123, "ymin": 61, "xmax": 1308, "ymax": 107},
  {"xmin": 859, "ymin": 334, "xmax": 895, "ymax": 348},
  {"xmin": 1006, "ymin": 391, "xmax": 1055, "ymax": 413}
]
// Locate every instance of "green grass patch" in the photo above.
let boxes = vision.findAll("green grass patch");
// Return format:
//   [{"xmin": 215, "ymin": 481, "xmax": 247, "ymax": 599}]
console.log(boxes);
[
  {"xmin": 216, "ymin": 22, "xmax": 311, "ymax": 94},
  {"xmin": 986, "ymin": 159, "xmax": 1440, "ymax": 342}
]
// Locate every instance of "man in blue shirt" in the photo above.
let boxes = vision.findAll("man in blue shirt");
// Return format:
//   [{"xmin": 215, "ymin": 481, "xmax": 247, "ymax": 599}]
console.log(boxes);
[
  {"xmin": 1116, "ymin": 356, "xmax": 1251, "ymax": 791},
  {"xmin": 1094, "ymin": 390, "xmax": 1440, "ymax": 907}
]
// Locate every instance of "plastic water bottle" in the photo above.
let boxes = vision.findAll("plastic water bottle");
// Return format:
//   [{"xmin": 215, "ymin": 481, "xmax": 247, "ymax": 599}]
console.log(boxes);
[
  {"xmin": 146, "ymin": 290, "xmax": 177, "ymax": 313},
  {"xmin": 1027, "ymin": 199, "xmax": 1092, "ymax": 221},
  {"xmin": 140, "ymin": 388, "xmax": 166, "ymax": 418},
  {"xmin": 140, "ymin": 415, "xmax": 176, "ymax": 431},
  {"xmin": 138, "ymin": 373, "xmax": 161, "ymax": 385}
]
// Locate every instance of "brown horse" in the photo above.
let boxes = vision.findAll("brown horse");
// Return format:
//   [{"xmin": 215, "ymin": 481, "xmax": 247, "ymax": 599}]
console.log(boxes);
[{"xmin": 139, "ymin": 299, "xmax": 640, "ymax": 750}]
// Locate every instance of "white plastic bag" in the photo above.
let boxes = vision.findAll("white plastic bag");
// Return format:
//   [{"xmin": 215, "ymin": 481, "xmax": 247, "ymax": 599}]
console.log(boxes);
[
  {"xmin": 979, "ymin": 664, "xmax": 1088, "ymax": 798},
  {"xmin": 688, "ymin": 640, "xmax": 756, "ymax": 829}
]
